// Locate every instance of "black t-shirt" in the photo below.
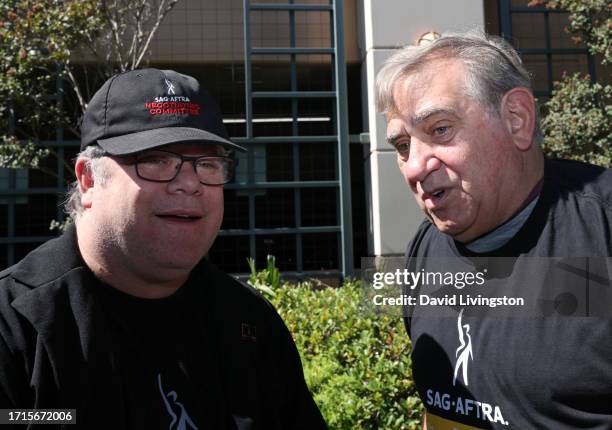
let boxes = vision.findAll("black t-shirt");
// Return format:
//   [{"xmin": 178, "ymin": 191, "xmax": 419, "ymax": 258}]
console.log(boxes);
[
  {"xmin": 95, "ymin": 273, "xmax": 224, "ymax": 429},
  {"xmin": 405, "ymin": 159, "xmax": 612, "ymax": 429}
]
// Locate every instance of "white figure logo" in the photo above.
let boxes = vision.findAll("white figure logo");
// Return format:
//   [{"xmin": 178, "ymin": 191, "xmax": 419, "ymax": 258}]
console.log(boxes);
[
  {"xmin": 157, "ymin": 374, "xmax": 198, "ymax": 430},
  {"xmin": 453, "ymin": 308, "xmax": 473, "ymax": 387},
  {"xmin": 165, "ymin": 78, "xmax": 176, "ymax": 95}
]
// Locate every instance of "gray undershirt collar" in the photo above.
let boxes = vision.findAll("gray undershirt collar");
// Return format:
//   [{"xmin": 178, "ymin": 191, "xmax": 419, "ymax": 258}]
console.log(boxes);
[{"xmin": 465, "ymin": 197, "xmax": 540, "ymax": 253}]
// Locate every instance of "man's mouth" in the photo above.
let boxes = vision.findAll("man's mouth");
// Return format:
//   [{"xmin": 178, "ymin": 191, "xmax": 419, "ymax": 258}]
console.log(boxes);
[
  {"xmin": 422, "ymin": 188, "xmax": 448, "ymax": 208},
  {"xmin": 155, "ymin": 212, "xmax": 203, "ymax": 222},
  {"xmin": 432, "ymin": 189, "xmax": 445, "ymax": 199}
]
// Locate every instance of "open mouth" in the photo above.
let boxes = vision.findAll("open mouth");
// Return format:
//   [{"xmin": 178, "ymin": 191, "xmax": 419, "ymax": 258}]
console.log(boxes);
[
  {"xmin": 432, "ymin": 189, "xmax": 445, "ymax": 199},
  {"xmin": 423, "ymin": 188, "xmax": 448, "ymax": 207}
]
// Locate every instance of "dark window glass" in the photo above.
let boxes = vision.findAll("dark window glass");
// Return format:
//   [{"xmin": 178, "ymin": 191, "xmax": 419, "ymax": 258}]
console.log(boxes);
[
  {"xmin": 302, "ymin": 233, "xmax": 338, "ymax": 271},
  {"xmin": 0, "ymin": 205, "xmax": 8, "ymax": 236},
  {"xmin": 208, "ymin": 235, "xmax": 250, "ymax": 273},
  {"xmin": 256, "ymin": 235, "xmax": 296, "ymax": 271},
  {"xmin": 222, "ymin": 190, "xmax": 250, "ymax": 230},
  {"xmin": 15, "ymin": 195, "xmax": 59, "ymax": 237},
  {"xmin": 300, "ymin": 142, "xmax": 335, "ymax": 180},
  {"xmin": 301, "ymin": 188, "xmax": 337, "ymax": 227},
  {"xmin": 255, "ymin": 189, "xmax": 295, "ymax": 228}
]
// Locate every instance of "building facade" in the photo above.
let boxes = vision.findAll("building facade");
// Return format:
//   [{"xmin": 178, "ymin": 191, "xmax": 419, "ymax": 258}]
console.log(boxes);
[{"xmin": 0, "ymin": 0, "xmax": 605, "ymax": 276}]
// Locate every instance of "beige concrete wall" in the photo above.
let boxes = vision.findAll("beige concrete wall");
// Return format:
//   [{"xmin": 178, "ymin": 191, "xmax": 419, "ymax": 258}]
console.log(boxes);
[
  {"xmin": 362, "ymin": 0, "xmax": 484, "ymax": 51},
  {"xmin": 361, "ymin": 0, "xmax": 485, "ymax": 256}
]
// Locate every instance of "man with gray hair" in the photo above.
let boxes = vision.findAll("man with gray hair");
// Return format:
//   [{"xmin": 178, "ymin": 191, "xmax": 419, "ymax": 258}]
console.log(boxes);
[
  {"xmin": 376, "ymin": 31, "xmax": 611, "ymax": 428},
  {"xmin": 0, "ymin": 68, "xmax": 326, "ymax": 429}
]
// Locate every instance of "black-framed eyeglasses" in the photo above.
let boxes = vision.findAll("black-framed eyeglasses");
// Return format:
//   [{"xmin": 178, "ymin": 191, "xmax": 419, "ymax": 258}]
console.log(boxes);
[{"xmin": 118, "ymin": 149, "xmax": 236, "ymax": 185}]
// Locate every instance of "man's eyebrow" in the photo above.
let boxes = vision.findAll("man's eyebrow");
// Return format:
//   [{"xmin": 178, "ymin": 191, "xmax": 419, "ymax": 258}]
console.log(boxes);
[
  {"xmin": 412, "ymin": 108, "xmax": 458, "ymax": 125},
  {"xmin": 385, "ymin": 132, "xmax": 407, "ymax": 146}
]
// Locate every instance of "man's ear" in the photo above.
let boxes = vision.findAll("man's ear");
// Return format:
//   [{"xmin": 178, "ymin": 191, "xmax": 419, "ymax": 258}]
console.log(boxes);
[
  {"xmin": 75, "ymin": 158, "xmax": 95, "ymax": 209},
  {"xmin": 500, "ymin": 87, "xmax": 536, "ymax": 151}
]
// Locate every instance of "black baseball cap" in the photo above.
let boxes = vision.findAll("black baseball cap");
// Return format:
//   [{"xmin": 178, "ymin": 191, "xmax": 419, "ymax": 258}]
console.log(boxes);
[{"xmin": 80, "ymin": 68, "xmax": 246, "ymax": 155}]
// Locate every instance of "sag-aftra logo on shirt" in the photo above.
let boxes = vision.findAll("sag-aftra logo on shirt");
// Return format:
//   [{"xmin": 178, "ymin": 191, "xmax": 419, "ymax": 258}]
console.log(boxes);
[
  {"xmin": 425, "ymin": 309, "xmax": 509, "ymax": 429},
  {"xmin": 157, "ymin": 374, "xmax": 199, "ymax": 430}
]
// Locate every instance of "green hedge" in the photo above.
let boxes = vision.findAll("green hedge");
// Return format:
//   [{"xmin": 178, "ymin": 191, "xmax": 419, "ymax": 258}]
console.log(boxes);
[{"xmin": 268, "ymin": 279, "xmax": 423, "ymax": 429}]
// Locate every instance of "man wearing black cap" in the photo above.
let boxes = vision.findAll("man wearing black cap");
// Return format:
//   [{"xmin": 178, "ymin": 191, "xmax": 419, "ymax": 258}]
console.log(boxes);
[{"xmin": 0, "ymin": 69, "xmax": 326, "ymax": 429}]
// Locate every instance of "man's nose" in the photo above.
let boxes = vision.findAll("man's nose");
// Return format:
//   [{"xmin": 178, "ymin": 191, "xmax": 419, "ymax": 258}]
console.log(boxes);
[
  {"xmin": 167, "ymin": 160, "xmax": 202, "ymax": 194},
  {"xmin": 399, "ymin": 139, "xmax": 441, "ymax": 185}
]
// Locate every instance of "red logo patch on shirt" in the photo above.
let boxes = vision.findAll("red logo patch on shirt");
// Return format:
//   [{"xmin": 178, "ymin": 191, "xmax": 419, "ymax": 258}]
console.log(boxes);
[{"xmin": 241, "ymin": 323, "xmax": 257, "ymax": 342}]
